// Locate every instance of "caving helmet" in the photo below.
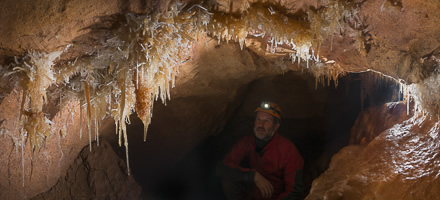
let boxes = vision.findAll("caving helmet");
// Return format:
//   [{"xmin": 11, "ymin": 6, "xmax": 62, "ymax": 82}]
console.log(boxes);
[{"xmin": 255, "ymin": 101, "xmax": 282, "ymax": 120}]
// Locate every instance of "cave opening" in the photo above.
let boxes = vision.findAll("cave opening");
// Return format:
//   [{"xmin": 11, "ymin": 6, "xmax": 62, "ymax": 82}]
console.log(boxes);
[{"xmin": 106, "ymin": 70, "xmax": 401, "ymax": 200}]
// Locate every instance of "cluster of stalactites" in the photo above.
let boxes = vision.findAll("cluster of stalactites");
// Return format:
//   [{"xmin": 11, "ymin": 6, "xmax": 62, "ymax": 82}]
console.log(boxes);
[
  {"xmin": 307, "ymin": 59, "xmax": 346, "ymax": 89},
  {"xmin": 62, "ymin": 3, "xmax": 200, "ymax": 175},
  {"xmin": 203, "ymin": 0, "xmax": 350, "ymax": 68},
  {"xmin": 199, "ymin": 0, "xmax": 352, "ymax": 81},
  {"xmin": 203, "ymin": 3, "xmax": 318, "ymax": 67},
  {"xmin": 11, "ymin": 51, "xmax": 62, "ymax": 155},
  {"xmin": 360, "ymin": 70, "xmax": 432, "ymax": 121},
  {"xmin": 6, "ymin": 1, "xmax": 354, "ymax": 175}
]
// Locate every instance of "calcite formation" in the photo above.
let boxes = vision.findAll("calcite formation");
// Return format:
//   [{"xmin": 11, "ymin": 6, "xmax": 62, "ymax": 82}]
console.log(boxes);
[{"xmin": 0, "ymin": 0, "xmax": 439, "ymax": 199}]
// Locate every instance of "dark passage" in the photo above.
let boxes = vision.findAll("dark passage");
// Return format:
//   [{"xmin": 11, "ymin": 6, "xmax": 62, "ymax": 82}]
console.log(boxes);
[{"xmin": 111, "ymin": 71, "xmax": 400, "ymax": 200}]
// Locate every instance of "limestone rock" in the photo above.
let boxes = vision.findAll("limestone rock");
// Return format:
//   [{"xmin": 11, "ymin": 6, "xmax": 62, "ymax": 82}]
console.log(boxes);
[
  {"xmin": 350, "ymin": 102, "xmax": 410, "ymax": 145},
  {"xmin": 306, "ymin": 104, "xmax": 440, "ymax": 200},
  {"xmin": 0, "ymin": 0, "xmax": 440, "ymax": 199},
  {"xmin": 31, "ymin": 139, "xmax": 141, "ymax": 200},
  {"xmin": 0, "ymin": 92, "xmax": 88, "ymax": 200}
]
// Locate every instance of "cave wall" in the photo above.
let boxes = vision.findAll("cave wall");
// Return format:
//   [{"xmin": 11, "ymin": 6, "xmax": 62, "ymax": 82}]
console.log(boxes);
[
  {"xmin": 31, "ymin": 140, "xmax": 141, "ymax": 200},
  {"xmin": 306, "ymin": 102, "xmax": 440, "ymax": 200},
  {"xmin": 0, "ymin": 0, "xmax": 440, "ymax": 199},
  {"xmin": 0, "ymin": 92, "xmax": 88, "ymax": 199}
]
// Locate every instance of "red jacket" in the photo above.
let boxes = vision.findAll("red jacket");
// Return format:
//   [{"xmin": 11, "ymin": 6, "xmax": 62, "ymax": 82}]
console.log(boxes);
[{"xmin": 223, "ymin": 133, "xmax": 304, "ymax": 200}]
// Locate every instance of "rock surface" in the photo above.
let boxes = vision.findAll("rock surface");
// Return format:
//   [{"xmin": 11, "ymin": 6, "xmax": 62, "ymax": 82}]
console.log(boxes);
[
  {"xmin": 31, "ymin": 139, "xmax": 141, "ymax": 200},
  {"xmin": 0, "ymin": 0, "xmax": 440, "ymax": 199},
  {"xmin": 0, "ymin": 92, "xmax": 89, "ymax": 199},
  {"xmin": 350, "ymin": 102, "xmax": 410, "ymax": 145},
  {"xmin": 307, "ymin": 102, "xmax": 440, "ymax": 200}
]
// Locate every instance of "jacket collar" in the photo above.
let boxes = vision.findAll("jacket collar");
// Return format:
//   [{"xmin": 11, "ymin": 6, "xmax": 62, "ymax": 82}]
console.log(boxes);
[
  {"xmin": 263, "ymin": 132, "xmax": 279, "ymax": 151},
  {"xmin": 254, "ymin": 132, "xmax": 279, "ymax": 155}
]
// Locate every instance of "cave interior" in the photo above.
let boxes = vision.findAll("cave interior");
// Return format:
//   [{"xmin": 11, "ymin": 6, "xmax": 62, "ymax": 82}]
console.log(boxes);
[
  {"xmin": 1, "ymin": 0, "xmax": 440, "ymax": 199},
  {"xmin": 113, "ymin": 70, "xmax": 401, "ymax": 199}
]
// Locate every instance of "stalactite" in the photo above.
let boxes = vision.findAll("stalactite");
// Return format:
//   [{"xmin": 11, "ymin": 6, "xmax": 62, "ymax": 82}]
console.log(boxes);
[
  {"xmin": 135, "ymin": 81, "xmax": 153, "ymax": 141},
  {"xmin": 311, "ymin": 61, "xmax": 346, "ymax": 89},
  {"xmin": 95, "ymin": 106, "xmax": 99, "ymax": 146},
  {"xmin": 84, "ymin": 81, "xmax": 92, "ymax": 152},
  {"xmin": 79, "ymin": 99, "xmax": 83, "ymax": 139},
  {"xmin": 406, "ymin": 86, "xmax": 410, "ymax": 115},
  {"xmin": 11, "ymin": 51, "xmax": 61, "ymax": 156},
  {"xmin": 19, "ymin": 90, "xmax": 27, "ymax": 121},
  {"xmin": 21, "ymin": 130, "xmax": 24, "ymax": 187},
  {"xmin": 2, "ymin": 0, "xmax": 365, "ymax": 176}
]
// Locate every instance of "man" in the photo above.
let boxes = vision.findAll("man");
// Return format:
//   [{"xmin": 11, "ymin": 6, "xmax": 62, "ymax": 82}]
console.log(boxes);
[{"xmin": 217, "ymin": 101, "xmax": 304, "ymax": 200}]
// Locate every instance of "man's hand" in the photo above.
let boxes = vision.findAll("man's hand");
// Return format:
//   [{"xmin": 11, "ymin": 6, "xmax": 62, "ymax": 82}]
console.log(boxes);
[{"xmin": 254, "ymin": 171, "xmax": 274, "ymax": 199}]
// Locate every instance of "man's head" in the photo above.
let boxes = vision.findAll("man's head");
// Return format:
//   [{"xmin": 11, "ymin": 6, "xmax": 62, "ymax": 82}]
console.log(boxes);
[{"xmin": 253, "ymin": 101, "xmax": 281, "ymax": 141}]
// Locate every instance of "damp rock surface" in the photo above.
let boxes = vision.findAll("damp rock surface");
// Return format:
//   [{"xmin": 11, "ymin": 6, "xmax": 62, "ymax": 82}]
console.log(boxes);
[
  {"xmin": 350, "ymin": 102, "xmax": 410, "ymax": 145},
  {"xmin": 0, "ymin": 0, "xmax": 440, "ymax": 199},
  {"xmin": 306, "ymin": 103, "xmax": 440, "ymax": 200}
]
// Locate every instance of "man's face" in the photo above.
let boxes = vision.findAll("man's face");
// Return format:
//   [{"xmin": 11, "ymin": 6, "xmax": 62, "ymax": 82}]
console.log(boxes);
[{"xmin": 254, "ymin": 112, "xmax": 280, "ymax": 141}]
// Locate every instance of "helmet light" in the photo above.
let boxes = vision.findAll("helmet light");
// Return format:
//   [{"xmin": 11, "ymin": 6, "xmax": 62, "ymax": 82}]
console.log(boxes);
[
  {"xmin": 263, "ymin": 103, "xmax": 270, "ymax": 109},
  {"xmin": 256, "ymin": 101, "xmax": 282, "ymax": 120}
]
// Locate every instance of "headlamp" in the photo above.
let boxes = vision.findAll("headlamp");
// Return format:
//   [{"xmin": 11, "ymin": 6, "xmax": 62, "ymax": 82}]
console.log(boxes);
[
  {"xmin": 257, "ymin": 101, "xmax": 281, "ymax": 120},
  {"xmin": 263, "ymin": 103, "xmax": 270, "ymax": 109}
]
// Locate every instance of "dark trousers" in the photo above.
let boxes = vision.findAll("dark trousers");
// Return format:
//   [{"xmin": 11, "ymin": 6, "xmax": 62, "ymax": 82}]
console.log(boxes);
[{"xmin": 221, "ymin": 179, "xmax": 255, "ymax": 200}]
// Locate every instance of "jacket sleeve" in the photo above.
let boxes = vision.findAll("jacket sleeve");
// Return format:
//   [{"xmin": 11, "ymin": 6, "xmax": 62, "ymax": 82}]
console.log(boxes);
[
  {"xmin": 278, "ymin": 144, "xmax": 304, "ymax": 200},
  {"xmin": 216, "ymin": 137, "xmax": 256, "ymax": 182}
]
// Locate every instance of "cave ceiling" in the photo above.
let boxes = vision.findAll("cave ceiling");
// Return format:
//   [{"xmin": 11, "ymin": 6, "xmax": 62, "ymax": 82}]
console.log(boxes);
[{"xmin": 1, "ymin": 0, "xmax": 440, "ymax": 199}]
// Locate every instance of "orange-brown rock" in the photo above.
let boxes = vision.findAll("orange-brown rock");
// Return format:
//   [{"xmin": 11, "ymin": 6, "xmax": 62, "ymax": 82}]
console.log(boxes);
[
  {"xmin": 0, "ymin": 92, "xmax": 88, "ymax": 199},
  {"xmin": 31, "ymin": 140, "xmax": 141, "ymax": 200},
  {"xmin": 350, "ymin": 102, "xmax": 410, "ymax": 145},
  {"xmin": 307, "ymin": 103, "xmax": 440, "ymax": 200},
  {"xmin": 0, "ymin": 0, "xmax": 440, "ymax": 199}
]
